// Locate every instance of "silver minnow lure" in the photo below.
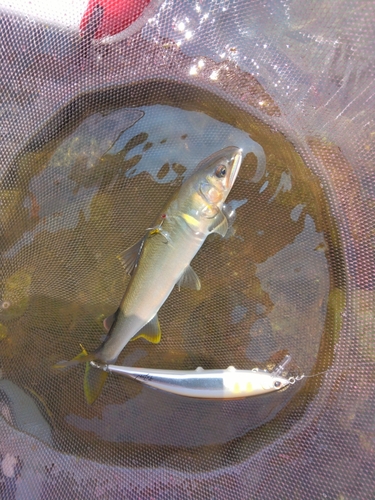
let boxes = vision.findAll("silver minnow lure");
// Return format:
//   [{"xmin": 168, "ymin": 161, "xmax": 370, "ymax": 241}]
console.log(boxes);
[
  {"xmin": 56, "ymin": 147, "xmax": 243, "ymax": 404},
  {"xmin": 94, "ymin": 363, "xmax": 292, "ymax": 399}
]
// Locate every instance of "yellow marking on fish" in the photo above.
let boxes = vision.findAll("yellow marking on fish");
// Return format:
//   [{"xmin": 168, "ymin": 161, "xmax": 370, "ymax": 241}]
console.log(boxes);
[
  {"xmin": 149, "ymin": 228, "xmax": 161, "ymax": 236},
  {"xmin": 246, "ymin": 382, "xmax": 252, "ymax": 392},
  {"xmin": 181, "ymin": 213, "xmax": 200, "ymax": 229}
]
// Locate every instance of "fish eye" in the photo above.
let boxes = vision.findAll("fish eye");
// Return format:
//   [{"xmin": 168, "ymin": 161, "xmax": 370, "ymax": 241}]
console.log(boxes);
[
  {"xmin": 215, "ymin": 165, "xmax": 227, "ymax": 178},
  {"xmin": 274, "ymin": 380, "xmax": 281, "ymax": 388}
]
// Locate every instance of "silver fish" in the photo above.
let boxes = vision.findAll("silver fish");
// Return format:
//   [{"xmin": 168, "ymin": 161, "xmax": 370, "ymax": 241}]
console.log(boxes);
[
  {"xmin": 56, "ymin": 147, "xmax": 243, "ymax": 403},
  {"xmin": 92, "ymin": 363, "xmax": 292, "ymax": 399}
]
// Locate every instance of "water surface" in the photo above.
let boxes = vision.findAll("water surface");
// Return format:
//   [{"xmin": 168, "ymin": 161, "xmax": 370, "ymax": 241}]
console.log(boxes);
[{"xmin": 0, "ymin": 84, "xmax": 339, "ymax": 468}]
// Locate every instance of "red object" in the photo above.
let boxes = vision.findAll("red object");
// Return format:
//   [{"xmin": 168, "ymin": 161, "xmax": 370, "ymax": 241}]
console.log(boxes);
[{"xmin": 80, "ymin": 0, "xmax": 152, "ymax": 39}]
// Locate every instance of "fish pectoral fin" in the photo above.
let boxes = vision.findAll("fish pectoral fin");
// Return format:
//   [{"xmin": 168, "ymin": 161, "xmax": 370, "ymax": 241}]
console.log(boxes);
[
  {"xmin": 103, "ymin": 311, "xmax": 118, "ymax": 332},
  {"xmin": 177, "ymin": 265, "xmax": 201, "ymax": 291},
  {"xmin": 117, "ymin": 237, "xmax": 145, "ymax": 275},
  {"xmin": 131, "ymin": 314, "xmax": 162, "ymax": 344},
  {"xmin": 208, "ymin": 210, "xmax": 229, "ymax": 237}
]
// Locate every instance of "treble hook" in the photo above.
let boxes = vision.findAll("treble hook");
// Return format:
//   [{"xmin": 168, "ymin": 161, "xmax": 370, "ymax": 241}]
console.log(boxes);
[
  {"xmin": 146, "ymin": 214, "xmax": 171, "ymax": 243},
  {"xmin": 272, "ymin": 354, "xmax": 292, "ymax": 377}
]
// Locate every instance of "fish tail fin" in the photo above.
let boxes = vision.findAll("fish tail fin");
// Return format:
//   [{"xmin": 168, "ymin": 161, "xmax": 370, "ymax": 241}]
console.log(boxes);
[
  {"xmin": 53, "ymin": 345, "xmax": 108, "ymax": 404},
  {"xmin": 83, "ymin": 362, "xmax": 109, "ymax": 405}
]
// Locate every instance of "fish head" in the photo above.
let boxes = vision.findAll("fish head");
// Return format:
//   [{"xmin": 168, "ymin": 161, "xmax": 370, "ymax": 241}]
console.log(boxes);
[
  {"xmin": 195, "ymin": 146, "xmax": 242, "ymax": 217},
  {"xmin": 172, "ymin": 147, "xmax": 242, "ymax": 230}
]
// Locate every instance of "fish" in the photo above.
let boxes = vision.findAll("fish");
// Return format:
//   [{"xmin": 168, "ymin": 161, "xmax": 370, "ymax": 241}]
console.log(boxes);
[
  {"xmin": 56, "ymin": 146, "xmax": 243, "ymax": 403},
  {"xmin": 91, "ymin": 363, "xmax": 292, "ymax": 399}
]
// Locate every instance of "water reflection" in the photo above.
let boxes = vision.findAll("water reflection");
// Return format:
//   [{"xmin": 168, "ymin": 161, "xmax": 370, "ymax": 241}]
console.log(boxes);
[
  {"xmin": 66, "ymin": 384, "xmax": 291, "ymax": 447},
  {"xmin": 4, "ymin": 109, "xmax": 144, "ymax": 258},
  {"xmin": 108, "ymin": 105, "xmax": 266, "ymax": 182}
]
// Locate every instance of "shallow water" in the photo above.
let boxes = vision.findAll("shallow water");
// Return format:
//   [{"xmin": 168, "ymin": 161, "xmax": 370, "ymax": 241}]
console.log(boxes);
[{"xmin": 0, "ymin": 85, "xmax": 341, "ymax": 468}]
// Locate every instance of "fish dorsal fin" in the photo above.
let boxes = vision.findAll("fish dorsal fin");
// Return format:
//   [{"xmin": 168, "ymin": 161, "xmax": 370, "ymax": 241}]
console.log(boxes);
[
  {"xmin": 103, "ymin": 311, "xmax": 117, "ymax": 332},
  {"xmin": 131, "ymin": 314, "xmax": 161, "ymax": 344},
  {"xmin": 208, "ymin": 210, "xmax": 229, "ymax": 237},
  {"xmin": 117, "ymin": 236, "xmax": 145, "ymax": 275},
  {"xmin": 177, "ymin": 265, "xmax": 201, "ymax": 291}
]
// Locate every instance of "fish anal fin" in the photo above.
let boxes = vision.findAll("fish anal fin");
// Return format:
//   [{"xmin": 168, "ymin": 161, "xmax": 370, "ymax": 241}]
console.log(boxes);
[
  {"xmin": 131, "ymin": 314, "xmax": 161, "ymax": 344},
  {"xmin": 208, "ymin": 210, "xmax": 229, "ymax": 237},
  {"xmin": 177, "ymin": 265, "xmax": 201, "ymax": 291},
  {"xmin": 117, "ymin": 237, "xmax": 145, "ymax": 275}
]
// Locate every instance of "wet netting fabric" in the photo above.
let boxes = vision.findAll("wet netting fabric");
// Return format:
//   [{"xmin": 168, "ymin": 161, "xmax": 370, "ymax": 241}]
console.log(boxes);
[{"xmin": 0, "ymin": 0, "xmax": 374, "ymax": 498}]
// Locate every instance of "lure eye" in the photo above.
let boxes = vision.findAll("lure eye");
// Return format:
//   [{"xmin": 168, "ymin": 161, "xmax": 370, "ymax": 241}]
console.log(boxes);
[
  {"xmin": 274, "ymin": 380, "xmax": 281, "ymax": 388},
  {"xmin": 215, "ymin": 165, "xmax": 227, "ymax": 178}
]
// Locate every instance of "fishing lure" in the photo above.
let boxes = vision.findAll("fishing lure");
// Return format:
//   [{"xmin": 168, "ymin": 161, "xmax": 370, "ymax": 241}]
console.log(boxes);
[{"xmin": 90, "ymin": 360, "xmax": 296, "ymax": 399}]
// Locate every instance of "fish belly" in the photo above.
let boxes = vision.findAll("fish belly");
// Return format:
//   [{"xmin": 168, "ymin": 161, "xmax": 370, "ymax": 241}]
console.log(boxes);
[{"xmin": 99, "ymin": 221, "xmax": 205, "ymax": 361}]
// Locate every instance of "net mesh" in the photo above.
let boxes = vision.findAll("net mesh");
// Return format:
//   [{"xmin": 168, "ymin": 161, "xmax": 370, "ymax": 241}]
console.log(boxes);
[{"xmin": 0, "ymin": 0, "xmax": 374, "ymax": 498}]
